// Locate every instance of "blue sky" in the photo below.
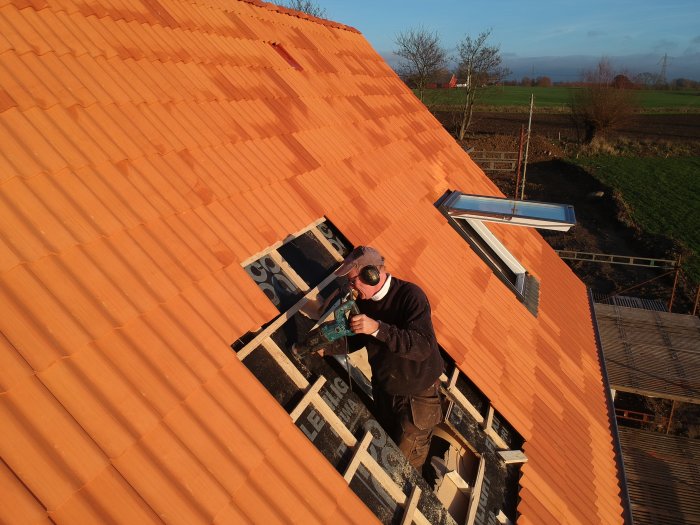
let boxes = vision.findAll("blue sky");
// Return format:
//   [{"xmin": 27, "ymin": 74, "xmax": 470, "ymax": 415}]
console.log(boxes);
[{"xmin": 318, "ymin": 0, "xmax": 700, "ymax": 80}]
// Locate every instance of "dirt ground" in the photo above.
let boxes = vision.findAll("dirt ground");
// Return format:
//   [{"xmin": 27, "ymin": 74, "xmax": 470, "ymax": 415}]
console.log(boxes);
[
  {"xmin": 439, "ymin": 112, "xmax": 700, "ymax": 147},
  {"xmin": 433, "ymin": 111, "xmax": 700, "ymax": 314}
]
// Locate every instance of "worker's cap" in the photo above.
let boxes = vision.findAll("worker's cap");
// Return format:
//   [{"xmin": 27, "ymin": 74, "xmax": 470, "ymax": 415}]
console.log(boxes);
[{"xmin": 335, "ymin": 246, "xmax": 384, "ymax": 276}]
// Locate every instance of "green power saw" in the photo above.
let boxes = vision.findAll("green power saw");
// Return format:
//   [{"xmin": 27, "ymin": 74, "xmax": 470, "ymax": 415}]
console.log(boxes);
[{"xmin": 293, "ymin": 289, "xmax": 360, "ymax": 357}]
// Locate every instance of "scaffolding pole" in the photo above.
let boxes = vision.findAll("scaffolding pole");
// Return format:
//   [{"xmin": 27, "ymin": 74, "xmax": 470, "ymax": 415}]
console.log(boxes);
[
  {"xmin": 668, "ymin": 256, "xmax": 682, "ymax": 313},
  {"xmin": 519, "ymin": 94, "xmax": 534, "ymax": 200}
]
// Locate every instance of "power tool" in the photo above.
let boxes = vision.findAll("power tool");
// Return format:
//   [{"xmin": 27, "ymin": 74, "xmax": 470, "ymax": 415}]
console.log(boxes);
[{"xmin": 293, "ymin": 287, "xmax": 359, "ymax": 357}]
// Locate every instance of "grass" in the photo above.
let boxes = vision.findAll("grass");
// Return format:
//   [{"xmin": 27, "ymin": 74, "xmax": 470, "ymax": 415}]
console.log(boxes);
[
  {"xmin": 422, "ymin": 86, "xmax": 572, "ymax": 108},
  {"xmin": 569, "ymin": 154, "xmax": 700, "ymax": 282},
  {"xmin": 419, "ymin": 86, "xmax": 700, "ymax": 113}
]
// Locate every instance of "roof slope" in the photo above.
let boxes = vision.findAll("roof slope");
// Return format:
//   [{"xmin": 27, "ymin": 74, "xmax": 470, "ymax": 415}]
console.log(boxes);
[{"xmin": 0, "ymin": 0, "xmax": 624, "ymax": 523}]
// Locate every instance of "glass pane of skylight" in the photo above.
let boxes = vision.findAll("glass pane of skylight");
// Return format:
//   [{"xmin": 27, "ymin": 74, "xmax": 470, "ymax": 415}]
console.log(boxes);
[{"xmin": 444, "ymin": 193, "xmax": 576, "ymax": 231}]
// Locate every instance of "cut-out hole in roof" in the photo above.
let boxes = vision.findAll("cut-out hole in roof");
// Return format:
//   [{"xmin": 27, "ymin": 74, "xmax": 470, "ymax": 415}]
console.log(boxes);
[
  {"xmin": 442, "ymin": 192, "xmax": 576, "ymax": 231},
  {"xmin": 235, "ymin": 218, "xmax": 458, "ymax": 523},
  {"xmin": 270, "ymin": 42, "xmax": 303, "ymax": 70}
]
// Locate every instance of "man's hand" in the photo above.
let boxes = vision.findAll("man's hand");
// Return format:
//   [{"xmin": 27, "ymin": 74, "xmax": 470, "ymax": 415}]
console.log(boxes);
[{"xmin": 350, "ymin": 314, "xmax": 379, "ymax": 335}]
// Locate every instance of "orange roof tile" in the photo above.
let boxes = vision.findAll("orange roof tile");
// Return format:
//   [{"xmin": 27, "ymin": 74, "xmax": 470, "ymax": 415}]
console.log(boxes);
[
  {"xmin": 0, "ymin": 0, "xmax": 624, "ymax": 523},
  {"xmin": 0, "ymin": 454, "xmax": 48, "ymax": 523},
  {"xmin": 1, "ymin": 374, "xmax": 109, "ymax": 509},
  {"xmin": 50, "ymin": 465, "xmax": 162, "ymax": 523}
]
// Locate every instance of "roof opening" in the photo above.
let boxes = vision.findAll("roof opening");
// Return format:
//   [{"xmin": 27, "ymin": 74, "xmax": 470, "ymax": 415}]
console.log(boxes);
[
  {"xmin": 270, "ymin": 42, "xmax": 303, "ymax": 70},
  {"xmin": 234, "ymin": 218, "xmax": 453, "ymax": 523},
  {"xmin": 425, "ymin": 354, "xmax": 525, "ymax": 525},
  {"xmin": 234, "ymin": 217, "xmax": 525, "ymax": 524}
]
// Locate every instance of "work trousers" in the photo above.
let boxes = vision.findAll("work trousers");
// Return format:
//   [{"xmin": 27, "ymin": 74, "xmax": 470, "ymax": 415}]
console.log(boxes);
[{"xmin": 373, "ymin": 381, "xmax": 443, "ymax": 472}]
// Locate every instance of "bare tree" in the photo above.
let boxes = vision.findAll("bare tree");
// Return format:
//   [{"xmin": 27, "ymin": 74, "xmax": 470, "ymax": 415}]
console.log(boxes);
[
  {"xmin": 280, "ymin": 0, "xmax": 326, "ymax": 18},
  {"xmin": 394, "ymin": 27, "xmax": 447, "ymax": 102},
  {"xmin": 456, "ymin": 30, "xmax": 510, "ymax": 140},
  {"xmin": 571, "ymin": 58, "xmax": 638, "ymax": 143},
  {"xmin": 536, "ymin": 76, "xmax": 552, "ymax": 87}
]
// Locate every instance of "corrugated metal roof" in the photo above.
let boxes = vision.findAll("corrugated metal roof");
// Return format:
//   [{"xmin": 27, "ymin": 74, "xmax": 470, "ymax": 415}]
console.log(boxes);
[
  {"xmin": 618, "ymin": 427, "xmax": 700, "ymax": 525},
  {"xmin": 0, "ymin": 0, "xmax": 624, "ymax": 523},
  {"xmin": 595, "ymin": 303, "xmax": 700, "ymax": 403}
]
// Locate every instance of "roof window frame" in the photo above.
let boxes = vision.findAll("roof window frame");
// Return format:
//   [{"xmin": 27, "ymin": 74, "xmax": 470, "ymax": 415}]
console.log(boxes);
[
  {"xmin": 441, "ymin": 191, "xmax": 576, "ymax": 232},
  {"xmin": 465, "ymin": 217, "xmax": 527, "ymax": 294},
  {"xmin": 437, "ymin": 190, "xmax": 543, "ymax": 315}
]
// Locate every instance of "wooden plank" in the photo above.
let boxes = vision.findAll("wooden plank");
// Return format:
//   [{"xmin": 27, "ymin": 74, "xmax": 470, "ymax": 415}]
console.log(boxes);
[
  {"xmin": 448, "ymin": 368, "xmax": 510, "ymax": 448},
  {"xmin": 483, "ymin": 406, "xmax": 494, "ymax": 431},
  {"xmin": 285, "ymin": 372, "xmax": 357, "ymax": 446},
  {"xmin": 400, "ymin": 485, "xmax": 422, "ymax": 525},
  {"xmin": 240, "ymin": 218, "xmax": 325, "ymax": 267},
  {"xmin": 497, "ymin": 450, "xmax": 528, "ymax": 464},
  {"xmin": 448, "ymin": 368, "xmax": 459, "ymax": 389},
  {"xmin": 313, "ymin": 388, "xmax": 358, "ymax": 447},
  {"xmin": 362, "ymin": 452, "xmax": 431, "ymax": 525},
  {"xmin": 290, "ymin": 376, "xmax": 326, "ymax": 421},
  {"xmin": 343, "ymin": 432, "xmax": 431, "ymax": 525},
  {"xmin": 362, "ymin": 455, "xmax": 413, "ymax": 511},
  {"xmin": 237, "ymin": 272, "xmax": 338, "ymax": 360},
  {"xmin": 484, "ymin": 427, "xmax": 510, "ymax": 451},
  {"xmin": 260, "ymin": 338, "xmax": 309, "ymax": 389},
  {"xmin": 310, "ymin": 225, "xmax": 344, "ymax": 262},
  {"xmin": 269, "ymin": 250, "xmax": 310, "ymax": 293},
  {"xmin": 343, "ymin": 431, "xmax": 373, "ymax": 483},
  {"xmin": 446, "ymin": 369, "xmax": 485, "ymax": 424},
  {"xmin": 465, "ymin": 456, "xmax": 486, "ymax": 525},
  {"xmin": 445, "ymin": 470, "xmax": 471, "ymax": 492}
]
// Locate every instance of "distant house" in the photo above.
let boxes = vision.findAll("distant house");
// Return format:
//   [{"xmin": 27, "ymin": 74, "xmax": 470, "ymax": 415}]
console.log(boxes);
[{"xmin": 0, "ymin": 1, "xmax": 626, "ymax": 524}]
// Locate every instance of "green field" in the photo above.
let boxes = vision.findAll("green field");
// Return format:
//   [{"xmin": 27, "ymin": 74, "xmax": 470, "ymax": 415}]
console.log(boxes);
[
  {"xmin": 570, "ymin": 155, "xmax": 700, "ymax": 281},
  {"xmin": 420, "ymin": 86, "xmax": 700, "ymax": 113}
]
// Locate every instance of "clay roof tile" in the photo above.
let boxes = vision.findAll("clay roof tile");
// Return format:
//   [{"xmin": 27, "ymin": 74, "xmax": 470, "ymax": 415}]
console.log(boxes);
[{"xmin": 0, "ymin": 1, "xmax": 624, "ymax": 523}]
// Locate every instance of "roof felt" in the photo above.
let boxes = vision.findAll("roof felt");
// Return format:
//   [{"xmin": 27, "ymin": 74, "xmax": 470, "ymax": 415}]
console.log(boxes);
[{"xmin": 0, "ymin": 0, "xmax": 624, "ymax": 523}]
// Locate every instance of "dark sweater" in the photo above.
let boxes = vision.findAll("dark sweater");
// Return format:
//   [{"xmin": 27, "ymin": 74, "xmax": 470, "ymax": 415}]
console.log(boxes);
[{"xmin": 349, "ymin": 276, "xmax": 444, "ymax": 396}]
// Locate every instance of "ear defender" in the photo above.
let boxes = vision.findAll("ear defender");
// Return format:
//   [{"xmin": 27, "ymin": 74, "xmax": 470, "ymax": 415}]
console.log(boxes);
[{"xmin": 359, "ymin": 265, "xmax": 381, "ymax": 286}]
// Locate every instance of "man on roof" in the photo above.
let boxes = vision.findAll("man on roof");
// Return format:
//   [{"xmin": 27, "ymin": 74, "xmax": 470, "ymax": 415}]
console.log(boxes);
[{"xmin": 323, "ymin": 246, "xmax": 445, "ymax": 472}]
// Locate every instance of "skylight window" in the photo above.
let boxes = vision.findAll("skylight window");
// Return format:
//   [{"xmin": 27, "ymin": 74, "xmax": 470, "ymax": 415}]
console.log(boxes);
[
  {"xmin": 436, "ymin": 190, "xmax": 552, "ymax": 316},
  {"xmin": 442, "ymin": 192, "xmax": 576, "ymax": 231}
]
